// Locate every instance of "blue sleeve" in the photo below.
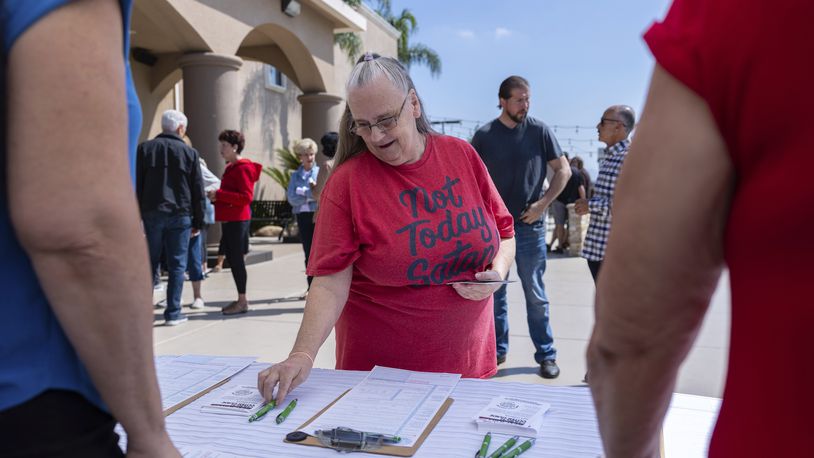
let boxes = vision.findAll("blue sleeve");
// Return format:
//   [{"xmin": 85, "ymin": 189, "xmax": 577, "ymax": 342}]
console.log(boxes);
[
  {"xmin": 286, "ymin": 169, "xmax": 306, "ymax": 206},
  {"xmin": 3, "ymin": 0, "xmax": 141, "ymax": 187},
  {"xmin": 3, "ymin": 0, "xmax": 70, "ymax": 53}
]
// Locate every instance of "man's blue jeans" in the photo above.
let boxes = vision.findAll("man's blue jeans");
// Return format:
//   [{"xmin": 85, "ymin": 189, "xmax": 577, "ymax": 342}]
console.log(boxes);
[
  {"xmin": 186, "ymin": 225, "xmax": 206, "ymax": 282},
  {"xmin": 143, "ymin": 212, "xmax": 191, "ymax": 321},
  {"xmin": 494, "ymin": 219, "xmax": 556, "ymax": 363}
]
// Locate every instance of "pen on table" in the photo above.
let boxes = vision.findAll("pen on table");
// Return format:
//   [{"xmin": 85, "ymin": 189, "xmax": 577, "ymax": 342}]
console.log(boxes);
[
  {"xmin": 501, "ymin": 438, "xmax": 535, "ymax": 458},
  {"xmin": 368, "ymin": 432, "xmax": 401, "ymax": 444},
  {"xmin": 275, "ymin": 398, "xmax": 298, "ymax": 424},
  {"xmin": 248, "ymin": 400, "xmax": 276, "ymax": 423},
  {"xmin": 476, "ymin": 432, "xmax": 492, "ymax": 458},
  {"xmin": 488, "ymin": 435, "xmax": 519, "ymax": 458}
]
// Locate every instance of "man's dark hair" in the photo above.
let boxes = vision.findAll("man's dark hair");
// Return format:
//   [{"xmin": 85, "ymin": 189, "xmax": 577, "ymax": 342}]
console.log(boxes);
[
  {"xmin": 320, "ymin": 131, "xmax": 339, "ymax": 159},
  {"xmin": 498, "ymin": 75, "xmax": 529, "ymax": 100},
  {"xmin": 571, "ymin": 156, "xmax": 584, "ymax": 169},
  {"xmin": 218, "ymin": 129, "xmax": 245, "ymax": 153}
]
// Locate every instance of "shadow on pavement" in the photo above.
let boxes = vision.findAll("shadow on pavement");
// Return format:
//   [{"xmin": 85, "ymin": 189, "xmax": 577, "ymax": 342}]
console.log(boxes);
[
  {"xmin": 153, "ymin": 298, "xmax": 305, "ymax": 323},
  {"xmin": 493, "ymin": 366, "xmax": 542, "ymax": 377}
]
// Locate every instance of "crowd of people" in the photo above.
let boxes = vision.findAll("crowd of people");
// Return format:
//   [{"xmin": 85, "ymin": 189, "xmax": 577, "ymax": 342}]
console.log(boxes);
[{"xmin": 2, "ymin": 0, "xmax": 810, "ymax": 456}]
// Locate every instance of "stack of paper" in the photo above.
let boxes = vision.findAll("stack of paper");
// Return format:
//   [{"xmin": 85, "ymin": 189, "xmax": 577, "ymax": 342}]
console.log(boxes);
[
  {"xmin": 200, "ymin": 384, "xmax": 266, "ymax": 417},
  {"xmin": 155, "ymin": 355, "xmax": 257, "ymax": 413},
  {"xmin": 475, "ymin": 396, "xmax": 550, "ymax": 437}
]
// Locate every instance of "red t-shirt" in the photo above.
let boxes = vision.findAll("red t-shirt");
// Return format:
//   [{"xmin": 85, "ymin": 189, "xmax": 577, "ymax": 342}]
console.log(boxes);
[
  {"xmin": 645, "ymin": 1, "xmax": 814, "ymax": 455},
  {"xmin": 308, "ymin": 134, "xmax": 514, "ymax": 378}
]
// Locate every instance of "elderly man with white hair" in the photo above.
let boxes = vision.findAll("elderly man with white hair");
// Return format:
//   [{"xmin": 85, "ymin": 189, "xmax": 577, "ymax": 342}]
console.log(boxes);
[{"xmin": 136, "ymin": 110, "xmax": 205, "ymax": 326}]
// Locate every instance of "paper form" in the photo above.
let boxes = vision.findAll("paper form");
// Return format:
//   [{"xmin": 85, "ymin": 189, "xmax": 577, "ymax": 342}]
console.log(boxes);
[
  {"xmin": 306, "ymin": 366, "xmax": 461, "ymax": 447},
  {"xmin": 119, "ymin": 364, "xmax": 628, "ymax": 456},
  {"xmin": 155, "ymin": 355, "xmax": 256, "ymax": 412},
  {"xmin": 179, "ymin": 446, "xmax": 251, "ymax": 457}
]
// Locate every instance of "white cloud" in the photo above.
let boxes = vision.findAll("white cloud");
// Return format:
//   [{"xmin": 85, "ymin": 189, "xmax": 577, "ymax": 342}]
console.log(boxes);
[
  {"xmin": 457, "ymin": 29, "xmax": 476, "ymax": 40},
  {"xmin": 495, "ymin": 27, "xmax": 512, "ymax": 39}
]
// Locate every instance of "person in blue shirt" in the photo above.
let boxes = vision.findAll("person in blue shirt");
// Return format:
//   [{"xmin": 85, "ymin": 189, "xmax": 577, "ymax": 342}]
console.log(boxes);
[
  {"xmin": 0, "ymin": 1, "xmax": 177, "ymax": 455},
  {"xmin": 286, "ymin": 138, "xmax": 320, "ymax": 289}
]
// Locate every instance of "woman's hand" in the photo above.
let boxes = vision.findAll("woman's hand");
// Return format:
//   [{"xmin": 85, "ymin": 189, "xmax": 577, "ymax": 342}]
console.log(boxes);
[
  {"xmin": 451, "ymin": 270, "xmax": 504, "ymax": 301},
  {"xmin": 257, "ymin": 352, "xmax": 314, "ymax": 406},
  {"xmin": 207, "ymin": 189, "xmax": 217, "ymax": 202}
]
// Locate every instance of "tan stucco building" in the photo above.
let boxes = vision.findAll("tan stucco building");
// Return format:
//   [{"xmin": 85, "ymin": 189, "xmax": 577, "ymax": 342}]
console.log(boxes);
[{"xmin": 130, "ymin": 0, "xmax": 398, "ymax": 203}]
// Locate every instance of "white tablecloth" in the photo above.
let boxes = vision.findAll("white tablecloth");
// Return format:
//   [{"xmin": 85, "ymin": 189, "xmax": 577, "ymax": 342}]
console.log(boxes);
[{"xmin": 149, "ymin": 363, "xmax": 719, "ymax": 457}]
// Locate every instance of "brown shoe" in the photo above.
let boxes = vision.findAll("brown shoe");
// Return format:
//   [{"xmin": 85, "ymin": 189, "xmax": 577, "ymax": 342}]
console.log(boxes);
[{"xmin": 222, "ymin": 301, "xmax": 248, "ymax": 315}]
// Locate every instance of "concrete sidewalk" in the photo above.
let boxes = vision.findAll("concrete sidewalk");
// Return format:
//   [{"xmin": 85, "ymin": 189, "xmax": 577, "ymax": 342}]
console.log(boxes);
[{"xmin": 154, "ymin": 238, "xmax": 729, "ymax": 397}]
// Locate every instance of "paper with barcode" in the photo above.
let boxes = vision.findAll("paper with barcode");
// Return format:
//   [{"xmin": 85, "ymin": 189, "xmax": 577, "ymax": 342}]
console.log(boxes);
[{"xmin": 200, "ymin": 384, "xmax": 266, "ymax": 416}]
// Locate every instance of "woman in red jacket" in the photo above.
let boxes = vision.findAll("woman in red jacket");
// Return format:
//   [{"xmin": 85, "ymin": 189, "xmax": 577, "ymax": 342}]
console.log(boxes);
[{"xmin": 207, "ymin": 130, "xmax": 261, "ymax": 315}]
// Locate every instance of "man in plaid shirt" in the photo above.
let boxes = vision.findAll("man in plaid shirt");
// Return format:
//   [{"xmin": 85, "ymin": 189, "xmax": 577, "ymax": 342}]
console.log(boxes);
[{"xmin": 575, "ymin": 105, "xmax": 635, "ymax": 281}]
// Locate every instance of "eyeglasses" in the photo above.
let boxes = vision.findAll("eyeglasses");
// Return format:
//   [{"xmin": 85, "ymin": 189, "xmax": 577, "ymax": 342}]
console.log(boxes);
[
  {"xmin": 350, "ymin": 94, "xmax": 410, "ymax": 136},
  {"xmin": 599, "ymin": 118, "xmax": 624, "ymax": 126}
]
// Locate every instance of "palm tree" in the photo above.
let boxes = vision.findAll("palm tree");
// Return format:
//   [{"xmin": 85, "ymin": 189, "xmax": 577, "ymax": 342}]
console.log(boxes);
[
  {"xmin": 335, "ymin": 31, "xmax": 362, "ymax": 64},
  {"xmin": 336, "ymin": 0, "xmax": 363, "ymax": 63},
  {"xmin": 262, "ymin": 147, "xmax": 301, "ymax": 191},
  {"xmin": 374, "ymin": 0, "xmax": 441, "ymax": 77}
]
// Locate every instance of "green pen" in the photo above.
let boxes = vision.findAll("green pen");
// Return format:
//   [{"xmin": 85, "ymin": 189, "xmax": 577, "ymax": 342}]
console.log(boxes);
[
  {"xmin": 488, "ymin": 435, "xmax": 519, "ymax": 458},
  {"xmin": 275, "ymin": 398, "xmax": 298, "ymax": 424},
  {"xmin": 476, "ymin": 432, "xmax": 492, "ymax": 458},
  {"xmin": 362, "ymin": 432, "xmax": 401, "ymax": 443},
  {"xmin": 502, "ymin": 438, "xmax": 535, "ymax": 458},
  {"xmin": 248, "ymin": 400, "xmax": 276, "ymax": 423}
]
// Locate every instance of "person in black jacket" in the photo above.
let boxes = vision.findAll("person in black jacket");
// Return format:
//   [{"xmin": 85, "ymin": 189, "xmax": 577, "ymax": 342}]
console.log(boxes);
[{"xmin": 136, "ymin": 109, "xmax": 204, "ymax": 326}]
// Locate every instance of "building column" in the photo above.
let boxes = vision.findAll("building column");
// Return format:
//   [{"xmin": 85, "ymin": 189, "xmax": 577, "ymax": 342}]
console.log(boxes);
[
  {"xmin": 179, "ymin": 53, "xmax": 243, "ymax": 247},
  {"xmin": 179, "ymin": 53, "xmax": 243, "ymax": 175},
  {"xmin": 298, "ymin": 92, "xmax": 345, "ymax": 166}
]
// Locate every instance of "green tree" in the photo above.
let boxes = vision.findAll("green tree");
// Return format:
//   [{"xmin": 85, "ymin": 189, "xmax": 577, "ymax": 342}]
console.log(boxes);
[
  {"xmin": 262, "ymin": 147, "xmax": 301, "ymax": 191},
  {"xmin": 335, "ymin": 31, "xmax": 362, "ymax": 64},
  {"xmin": 336, "ymin": 0, "xmax": 363, "ymax": 63},
  {"xmin": 374, "ymin": 0, "xmax": 441, "ymax": 77}
]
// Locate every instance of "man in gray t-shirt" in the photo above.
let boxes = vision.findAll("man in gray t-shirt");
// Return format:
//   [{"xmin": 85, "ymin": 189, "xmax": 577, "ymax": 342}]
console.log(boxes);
[{"xmin": 471, "ymin": 76, "xmax": 571, "ymax": 379}]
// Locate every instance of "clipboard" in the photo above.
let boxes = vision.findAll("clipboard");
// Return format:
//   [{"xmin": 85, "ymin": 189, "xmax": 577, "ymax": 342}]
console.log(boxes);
[
  {"xmin": 284, "ymin": 389, "xmax": 454, "ymax": 457},
  {"xmin": 163, "ymin": 377, "xmax": 232, "ymax": 416}
]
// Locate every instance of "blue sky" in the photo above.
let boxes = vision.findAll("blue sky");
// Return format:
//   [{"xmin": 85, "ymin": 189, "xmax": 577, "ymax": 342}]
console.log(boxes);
[{"xmin": 375, "ymin": 0, "xmax": 674, "ymax": 174}]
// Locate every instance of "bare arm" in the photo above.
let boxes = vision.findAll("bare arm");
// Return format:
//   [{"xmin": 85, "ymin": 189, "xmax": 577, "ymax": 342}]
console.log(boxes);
[
  {"xmin": 587, "ymin": 65, "xmax": 734, "ymax": 458},
  {"xmin": 7, "ymin": 1, "xmax": 176, "ymax": 456},
  {"xmin": 258, "ymin": 266, "xmax": 352, "ymax": 405},
  {"xmin": 520, "ymin": 155, "xmax": 570, "ymax": 224},
  {"xmin": 578, "ymin": 184, "xmax": 586, "ymax": 200}
]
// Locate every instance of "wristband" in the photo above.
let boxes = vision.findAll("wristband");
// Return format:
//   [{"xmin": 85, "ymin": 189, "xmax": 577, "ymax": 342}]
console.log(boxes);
[{"xmin": 289, "ymin": 351, "xmax": 315, "ymax": 365}]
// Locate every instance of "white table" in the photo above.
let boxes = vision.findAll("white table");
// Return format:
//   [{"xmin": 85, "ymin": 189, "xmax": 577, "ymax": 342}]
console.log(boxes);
[
  {"xmin": 154, "ymin": 363, "xmax": 719, "ymax": 457},
  {"xmin": 663, "ymin": 393, "xmax": 721, "ymax": 457}
]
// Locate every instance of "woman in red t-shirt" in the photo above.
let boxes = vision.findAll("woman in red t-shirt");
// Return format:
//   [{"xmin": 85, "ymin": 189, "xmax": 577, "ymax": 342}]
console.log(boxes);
[
  {"xmin": 207, "ymin": 130, "xmax": 261, "ymax": 316},
  {"xmin": 257, "ymin": 54, "xmax": 516, "ymax": 406}
]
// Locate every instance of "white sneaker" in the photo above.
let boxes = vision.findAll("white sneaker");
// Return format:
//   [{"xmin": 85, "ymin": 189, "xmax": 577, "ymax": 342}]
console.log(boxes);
[
  {"xmin": 155, "ymin": 299, "xmax": 167, "ymax": 309},
  {"xmin": 190, "ymin": 298, "xmax": 205, "ymax": 309},
  {"xmin": 153, "ymin": 283, "xmax": 165, "ymax": 292},
  {"xmin": 165, "ymin": 316, "xmax": 188, "ymax": 326}
]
